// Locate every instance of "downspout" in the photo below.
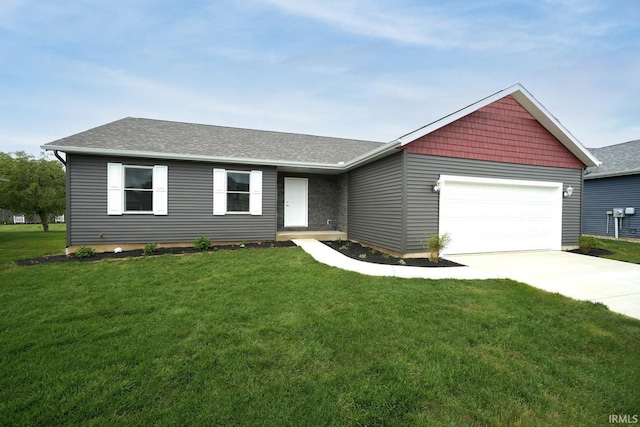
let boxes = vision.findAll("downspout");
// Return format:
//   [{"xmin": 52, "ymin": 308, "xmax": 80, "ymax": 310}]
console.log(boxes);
[
  {"xmin": 53, "ymin": 150, "xmax": 70, "ymax": 253},
  {"xmin": 54, "ymin": 150, "xmax": 66, "ymax": 166}
]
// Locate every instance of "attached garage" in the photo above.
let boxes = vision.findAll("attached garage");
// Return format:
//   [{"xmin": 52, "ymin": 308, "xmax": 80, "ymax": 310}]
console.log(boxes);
[
  {"xmin": 347, "ymin": 85, "xmax": 601, "ymax": 257},
  {"xmin": 438, "ymin": 175, "xmax": 563, "ymax": 254}
]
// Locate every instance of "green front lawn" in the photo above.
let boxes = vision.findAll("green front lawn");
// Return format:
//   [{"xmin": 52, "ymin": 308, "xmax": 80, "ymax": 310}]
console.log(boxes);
[
  {"xmin": 0, "ymin": 223, "xmax": 66, "ymax": 268},
  {"xmin": 1, "ymin": 227, "xmax": 639, "ymax": 425},
  {"xmin": 593, "ymin": 237, "xmax": 640, "ymax": 264}
]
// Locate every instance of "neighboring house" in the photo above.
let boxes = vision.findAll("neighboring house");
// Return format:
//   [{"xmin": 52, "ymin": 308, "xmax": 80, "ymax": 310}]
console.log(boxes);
[
  {"xmin": 42, "ymin": 84, "xmax": 599, "ymax": 255},
  {"xmin": 582, "ymin": 139, "xmax": 640, "ymax": 239}
]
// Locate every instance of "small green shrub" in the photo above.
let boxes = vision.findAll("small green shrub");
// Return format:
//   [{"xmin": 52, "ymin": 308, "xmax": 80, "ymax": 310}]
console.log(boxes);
[
  {"xmin": 193, "ymin": 236, "xmax": 212, "ymax": 251},
  {"xmin": 421, "ymin": 232, "xmax": 452, "ymax": 263},
  {"xmin": 358, "ymin": 253, "xmax": 367, "ymax": 259},
  {"xmin": 579, "ymin": 235, "xmax": 597, "ymax": 254},
  {"xmin": 397, "ymin": 259, "xmax": 406, "ymax": 265},
  {"xmin": 369, "ymin": 247, "xmax": 377, "ymax": 254},
  {"xmin": 143, "ymin": 243, "xmax": 158, "ymax": 255},
  {"xmin": 382, "ymin": 252, "xmax": 391, "ymax": 259},
  {"xmin": 75, "ymin": 246, "xmax": 95, "ymax": 258},
  {"xmin": 339, "ymin": 245, "xmax": 349, "ymax": 251}
]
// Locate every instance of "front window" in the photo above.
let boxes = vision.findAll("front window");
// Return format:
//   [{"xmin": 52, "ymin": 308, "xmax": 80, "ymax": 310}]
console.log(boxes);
[
  {"xmin": 124, "ymin": 166, "xmax": 153, "ymax": 212},
  {"xmin": 227, "ymin": 171, "xmax": 250, "ymax": 212}
]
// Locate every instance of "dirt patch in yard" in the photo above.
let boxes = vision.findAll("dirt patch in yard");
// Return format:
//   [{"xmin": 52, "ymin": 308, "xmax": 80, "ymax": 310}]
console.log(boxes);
[
  {"xmin": 322, "ymin": 241, "xmax": 462, "ymax": 267},
  {"xmin": 16, "ymin": 241, "xmax": 297, "ymax": 266}
]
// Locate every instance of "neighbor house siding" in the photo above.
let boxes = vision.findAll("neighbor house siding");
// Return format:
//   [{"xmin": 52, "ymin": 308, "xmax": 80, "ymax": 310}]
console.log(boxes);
[
  {"xmin": 67, "ymin": 154, "xmax": 277, "ymax": 246},
  {"xmin": 348, "ymin": 152, "xmax": 404, "ymax": 253},
  {"xmin": 404, "ymin": 153, "xmax": 583, "ymax": 252},
  {"xmin": 583, "ymin": 175, "xmax": 640, "ymax": 238}
]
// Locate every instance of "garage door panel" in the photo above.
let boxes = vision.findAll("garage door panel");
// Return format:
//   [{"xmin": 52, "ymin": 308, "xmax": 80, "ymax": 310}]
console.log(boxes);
[{"xmin": 439, "ymin": 176, "xmax": 562, "ymax": 255}]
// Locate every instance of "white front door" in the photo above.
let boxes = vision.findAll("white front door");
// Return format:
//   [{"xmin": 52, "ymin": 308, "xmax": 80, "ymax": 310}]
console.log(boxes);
[{"xmin": 284, "ymin": 178, "xmax": 308, "ymax": 227}]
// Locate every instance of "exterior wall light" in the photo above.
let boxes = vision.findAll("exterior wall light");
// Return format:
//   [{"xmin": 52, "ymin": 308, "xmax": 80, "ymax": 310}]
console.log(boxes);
[
  {"xmin": 433, "ymin": 179, "xmax": 443, "ymax": 193},
  {"xmin": 563, "ymin": 186, "xmax": 573, "ymax": 198}
]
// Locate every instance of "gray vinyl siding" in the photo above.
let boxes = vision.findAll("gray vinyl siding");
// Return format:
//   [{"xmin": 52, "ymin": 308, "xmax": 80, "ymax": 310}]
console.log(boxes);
[
  {"xmin": 405, "ymin": 153, "xmax": 584, "ymax": 252},
  {"xmin": 67, "ymin": 154, "xmax": 276, "ymax": 246},
  {"xmin": 348, "ymin": 152, "xmax": 404, "ymax": 253},
  {"xmin": 583, "ymin": 175, "xmax": 640, "ymax": 238}
]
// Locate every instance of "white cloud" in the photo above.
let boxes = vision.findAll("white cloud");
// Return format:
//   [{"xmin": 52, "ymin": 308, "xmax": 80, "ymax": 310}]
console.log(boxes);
[
  {"xmin": 254, "ymin": 0, "xmax": 454, "ymax": 46},
  {"xmin": 253, "ymin": 0, "xmax": 625, "ymax": 54}
]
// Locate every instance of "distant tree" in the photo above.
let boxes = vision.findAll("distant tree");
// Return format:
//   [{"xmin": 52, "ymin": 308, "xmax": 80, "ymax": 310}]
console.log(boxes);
[{"xmin": 0, "ymin": 152, "xmax": 65, "ymax": 231}]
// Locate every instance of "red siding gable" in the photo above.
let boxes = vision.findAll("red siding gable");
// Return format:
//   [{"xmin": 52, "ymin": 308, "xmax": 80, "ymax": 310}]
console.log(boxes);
[{"xmin": 404, "ymin": 95, "xmax": 585, "ymax": 169}]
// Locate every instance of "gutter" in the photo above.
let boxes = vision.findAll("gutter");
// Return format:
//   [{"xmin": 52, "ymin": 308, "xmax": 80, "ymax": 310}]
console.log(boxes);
[
  {"xmin": 42, "ymin": 140, "xmax": 403, "ymax": 173},
  {"xmin": 584, "ymin": 170, "xmax": 640, "ymax": 180},
  {"xmin": 42, "ymin": 145, "xmax": 348, "ymax": 171},
  {"xmin": 343, "ymin": 140, "xmax": 401, "ymax": 170}
]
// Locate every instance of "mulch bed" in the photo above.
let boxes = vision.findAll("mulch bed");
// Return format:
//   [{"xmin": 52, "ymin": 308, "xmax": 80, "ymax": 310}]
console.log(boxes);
[
  {"xmin": 18, "ymin": 240, "xmax": 614, "ymax": 268},
  {"xmin": 568, "ymin": 248, "xmax": 614, "ymax": 257},
  {"xmin": 322, "ymin": 241, "xmax": 462, "ymax": 267},
  {"xmin": 16, "ymin": 241, "xmax": 298, "ymax": 266}
]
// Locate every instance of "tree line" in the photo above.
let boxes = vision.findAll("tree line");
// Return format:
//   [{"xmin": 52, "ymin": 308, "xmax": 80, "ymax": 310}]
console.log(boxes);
[{"xmin": 0, "ymin": 152, "xmax": 65, "ymax": 232}]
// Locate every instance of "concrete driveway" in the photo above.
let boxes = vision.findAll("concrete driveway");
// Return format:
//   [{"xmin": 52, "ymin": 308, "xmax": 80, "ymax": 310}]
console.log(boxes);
[{"xmin": 445, "ymin": 251, "xmax": 640, "ymax": 320}]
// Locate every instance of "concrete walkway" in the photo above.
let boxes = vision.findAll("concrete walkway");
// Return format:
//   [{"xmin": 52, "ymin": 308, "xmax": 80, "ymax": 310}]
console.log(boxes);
[
  {"xmin": 446, "ymin": 251, "xmax": 640, "ymax": 320},
  {"xmin": 294, "ymin": 239, "xmax": 640, "ymax": 320},
  {"xmin": 292, "ymin": 239, "xmax": 498, "ymax": 280}
]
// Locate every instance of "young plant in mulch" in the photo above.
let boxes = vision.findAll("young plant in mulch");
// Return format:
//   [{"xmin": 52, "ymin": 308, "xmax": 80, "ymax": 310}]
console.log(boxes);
[
  {"xmin": 579, "ymin": 235, "xmax": 597, "ymax": 254},
  {"xmin": 143, "ymin": 243, "xmax": 158, "ymax": 255},
  {"xmin": 75, "ymin": 246, "xmax": 95, "ymax": 259},
  {"xmin": 193, "ymin": 236, "xmax": 212, "ymax": 251},
  {"xmin": 421, "ymin": 232, "xmax": 452, "ymax": 263}
]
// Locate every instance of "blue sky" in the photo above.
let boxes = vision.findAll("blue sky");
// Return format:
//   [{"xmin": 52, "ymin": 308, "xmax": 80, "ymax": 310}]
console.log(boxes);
[{"xmin": 1, "ymin": 0, "xmax": 639, "ymax": 156}]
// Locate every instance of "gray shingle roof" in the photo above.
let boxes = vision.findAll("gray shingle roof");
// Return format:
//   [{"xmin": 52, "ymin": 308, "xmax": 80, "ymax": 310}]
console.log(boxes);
[
  {"xmin": 43, "ymin": 117, "xmax": 385, "ymax": 165},
  {"xmin": 585, "ymin": 139, "xmax": 640, "ymax": 179}
]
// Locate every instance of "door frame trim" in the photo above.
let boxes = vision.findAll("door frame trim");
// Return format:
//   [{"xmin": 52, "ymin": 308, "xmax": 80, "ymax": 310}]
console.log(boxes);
[{"xmin": 284, "ymin": 177, "xmax": 308, "ymax": 227}]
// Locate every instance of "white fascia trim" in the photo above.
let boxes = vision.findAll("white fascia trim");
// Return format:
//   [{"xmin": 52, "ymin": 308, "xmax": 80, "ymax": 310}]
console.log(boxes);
[
  {"xmin": 438, "ymin": 174, "xmax": 563, "ymax": 189},
  {"xmin": 343, "ymin": 140, "xmax": 401, "ymax": 169},
  {"xmin": 397, "ymin": 83, "xmax": 601, "ymax": 168},
  {"xmin": 41, "ymin": 145, "xmax": 345, "ymax": 171},
  {"xmin": 509, "ymin": 88, "xmax": 601, "ymax": 168}
]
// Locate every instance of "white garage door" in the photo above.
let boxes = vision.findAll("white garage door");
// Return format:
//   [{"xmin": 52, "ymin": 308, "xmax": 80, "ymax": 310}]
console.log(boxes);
[{"xmin": 439, "ymin": 175, "xmax": 563, "ymax": 255}]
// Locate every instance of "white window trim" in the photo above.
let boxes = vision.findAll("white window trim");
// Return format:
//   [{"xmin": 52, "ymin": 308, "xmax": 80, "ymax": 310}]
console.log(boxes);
[
  {"xmin": 107, "ymin": 163, "xmax": 168, "ymax": 216},
  {"xmin": 124, "ymin": 165, "xmax": 154, "ymax": 214},
  {"xmin": 226, "ymin": 170, "xmax": 251, "ymax": 214},
  {"xmin": 213, "ymin": 168, "xmax": 262, "ymax": 216}
]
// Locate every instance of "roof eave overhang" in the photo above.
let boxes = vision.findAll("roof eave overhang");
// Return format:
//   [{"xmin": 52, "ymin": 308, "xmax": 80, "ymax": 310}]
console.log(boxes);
[
  {"xmin": 42, "ymin": 139, "xmax": 402, "ymax": 173},
  {"xmin": 584, "ymin": 170, "xmax": 640, "ymax": 180},
  {"xmin": 344, "ymin": 140, "xmax": 401, "ymax": 170},
  {"xmin": 397, "ymin": 83, "xmax": 601, "ymax": 168},
  {"xmin": 41, "ymin": 145, "xmax": 347, "ymax": 172}
]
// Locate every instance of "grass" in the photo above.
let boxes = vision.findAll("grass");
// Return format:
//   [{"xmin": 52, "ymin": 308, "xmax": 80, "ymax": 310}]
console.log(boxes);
[
  {"xmin": 1, "ymin": 227, "xmax": 639, "ymax": 425},
  {"xmin": 0, "ymin": 223, "xmax": 66, "ymax": 269},
  {"xmin": 592, "ymin": 236, "xmax": 640, "ymax": 264}
]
